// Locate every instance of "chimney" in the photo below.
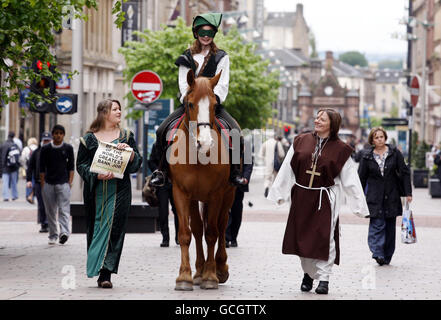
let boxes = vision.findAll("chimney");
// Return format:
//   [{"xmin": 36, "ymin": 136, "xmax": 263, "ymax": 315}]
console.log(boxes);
[
  {"xmin": 296, "ymin": 3, "xmax": 303, "ymax": 15},
  {"xmin": 325, "ymin": 51, "xmax": 334, "ymax": 70}
]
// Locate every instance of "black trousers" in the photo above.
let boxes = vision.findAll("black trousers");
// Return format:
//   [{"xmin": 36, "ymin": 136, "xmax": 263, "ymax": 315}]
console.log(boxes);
[
  {"xmin": 34, "ymin": 182, "xmax": 47, "ymax": 226},
  {"xmin": 157, "ymin": 183, "xmax": 178, "ymax": 241},
  {"xmin": 225, "ymin": 188, "xmax": 245, "ymax": 242}
]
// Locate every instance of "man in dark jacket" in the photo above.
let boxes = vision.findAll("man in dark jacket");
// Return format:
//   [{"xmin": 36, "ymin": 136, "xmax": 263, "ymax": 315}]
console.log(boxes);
[
  {"xmin": 225, "ymin": 159, "xmax": 254, "ymax": 248},
  {"xmin": 26, "ymin": 132, "xmax": 52, "ymax": 233},
  {"xmin": 1, "ymin": 131, "xmax": 21, "ymax": 201},
  {"xmin": 147, "ymin": 141, "xmax": 179, "ymax": 247}
]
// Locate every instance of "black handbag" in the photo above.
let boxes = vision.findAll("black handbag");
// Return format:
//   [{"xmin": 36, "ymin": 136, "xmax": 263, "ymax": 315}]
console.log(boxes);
[
  {"xmin": 142, "ymin": 175, "xmax": 159, "ymax": 207},
  {"xmin": 273, "ymin": 142, "xmax": 282, "ymax": 172}
]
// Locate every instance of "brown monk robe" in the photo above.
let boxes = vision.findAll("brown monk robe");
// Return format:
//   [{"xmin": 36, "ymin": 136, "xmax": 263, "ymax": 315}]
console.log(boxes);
[{"xmin": 282, "ymin": 132, "xmax": 353, "ymax": 264}]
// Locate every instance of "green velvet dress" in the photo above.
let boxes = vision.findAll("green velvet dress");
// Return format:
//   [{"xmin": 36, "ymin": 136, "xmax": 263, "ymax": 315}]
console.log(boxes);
[{"xmin": 76, "ymin": 129, "xmax": 142, "ymax": 278}]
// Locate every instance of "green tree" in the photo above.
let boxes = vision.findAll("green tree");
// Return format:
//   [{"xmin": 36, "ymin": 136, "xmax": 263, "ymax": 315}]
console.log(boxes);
[
  {"xmin": 338, "ymin": 51, "xmax": 368, "ymax": 67},
  {"xmin": 0, "ymin": 0, "xmax": 126, "ymax": 110},
  {"xmin": 378, "ymin": 59, "xmax": 403, "ymax": 70},
  {"xmin": 119, "ymin": 18, "xmax": 280, "ymax": 129}
]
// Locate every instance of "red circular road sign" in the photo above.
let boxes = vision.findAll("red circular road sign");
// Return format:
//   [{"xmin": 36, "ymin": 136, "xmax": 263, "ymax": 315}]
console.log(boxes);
[
  {"xmin": 410, "ymin": 76, "xmax": 419, "ymax": 108},
  {"xmin": 131, "ymin": 70, "xmax": 163, "ymax": 104}
]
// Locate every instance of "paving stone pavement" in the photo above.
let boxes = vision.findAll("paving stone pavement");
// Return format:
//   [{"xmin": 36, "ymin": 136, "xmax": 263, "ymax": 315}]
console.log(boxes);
[{"xmin": 1, "ymin": 168, "xmax": 441, "ymax": 300}]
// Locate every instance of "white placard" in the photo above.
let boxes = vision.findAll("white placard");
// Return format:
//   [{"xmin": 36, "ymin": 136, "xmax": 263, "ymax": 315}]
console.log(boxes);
[{"xmin": 90, "ymin": 141, "xmax": 133, "ymax": 179}]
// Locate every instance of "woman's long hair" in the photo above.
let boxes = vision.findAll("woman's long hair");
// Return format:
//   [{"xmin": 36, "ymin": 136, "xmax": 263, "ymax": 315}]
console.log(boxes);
[{"xmin": 87, "ymin": 99, "xmax": 121, "ymax": 133}]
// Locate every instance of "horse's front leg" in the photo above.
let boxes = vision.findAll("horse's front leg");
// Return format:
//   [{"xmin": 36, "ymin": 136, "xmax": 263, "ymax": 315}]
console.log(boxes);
[
  {"xmin": 215, "ymin": 191, "xmax": 234, "ymax": 284},
  {"xmin": 190, "ymin": 201, "xmax": 204, "ymax": 286},
  {"xmin": 201, "ymin": 201, "xmax": 221, "ymax": 289},
  {"xmin": 173, "ymin": 185, "xmax": 193, "ymax": 291}
]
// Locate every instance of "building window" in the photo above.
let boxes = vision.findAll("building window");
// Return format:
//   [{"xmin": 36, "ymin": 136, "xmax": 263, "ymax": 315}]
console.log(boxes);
[{"xmin": 382, "ymin": 99, "xmax": 386, "ymax": 113}]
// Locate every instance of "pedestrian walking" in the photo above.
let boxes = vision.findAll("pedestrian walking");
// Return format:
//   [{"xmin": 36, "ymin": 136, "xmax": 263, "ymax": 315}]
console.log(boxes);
[
  {"xmin": 40, "ymin": 125, "xmax": 74, "ymax": 245},
  {"xmin": 268, "ymin": 108, "xmax": 369, "ymax": 295},
  {"xmin": 225, "ymin": 160, "xmax": 253, "ymax": 248},
  {"xmin": 76, "ymin": 99, "xmax": 142, "ymax": 289},
  {"xmin": 148, "ymin": 12, "xmax": 246, "ymax": 188},
  {"xmin": 434, "ymin": 143, "xmax": 441, "ymax": 188},
  {"xmin": 27, "ymin": 132, "xmax": 52, "ymax": 233},
  {"xmin": 147, "ymin": 141, "xmax": 179, "ymax": 247},
  {"xmin": 259, "ymin": 133, "xmax": 285, "ymax": 198},
  {"xmin": 20, "ymin": 137, "xmax": 38, "ymax": 204},
  {"xmin": 1, "ymin": 131, "xmax": 21, "ymax": 201},
  {"xmin": 358, "ymin": 127, "xmax": 412, "ymax": 266}
]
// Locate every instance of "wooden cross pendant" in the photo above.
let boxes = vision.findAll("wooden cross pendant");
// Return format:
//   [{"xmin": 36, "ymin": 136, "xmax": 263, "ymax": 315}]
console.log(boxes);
[{"xmin": 306, "ymin": 163, "xmax": 321, "ymax": 188}]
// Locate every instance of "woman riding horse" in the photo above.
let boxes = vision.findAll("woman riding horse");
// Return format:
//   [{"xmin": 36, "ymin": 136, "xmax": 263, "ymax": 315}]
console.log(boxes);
[{"xmin": 149, "ymin": 12, "xmax": 246, "ymax": 187}]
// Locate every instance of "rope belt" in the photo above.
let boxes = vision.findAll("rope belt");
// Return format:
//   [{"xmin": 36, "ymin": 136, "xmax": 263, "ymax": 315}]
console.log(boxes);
[{"xmin": 294, "ymin": 182, "xmax": 331, "ymax": 211}]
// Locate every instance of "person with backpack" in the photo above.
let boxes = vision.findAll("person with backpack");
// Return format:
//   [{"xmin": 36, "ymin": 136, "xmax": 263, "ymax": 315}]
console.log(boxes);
[{"xmin": 1, "ymin": 131, "xmax": 21, "ymax": 201}]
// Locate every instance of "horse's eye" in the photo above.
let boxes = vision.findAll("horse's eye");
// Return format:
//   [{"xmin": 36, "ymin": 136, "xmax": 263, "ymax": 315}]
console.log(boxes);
[{"xmin": 188, "ymin": 102, "xmax": 194, "ymax": 109}]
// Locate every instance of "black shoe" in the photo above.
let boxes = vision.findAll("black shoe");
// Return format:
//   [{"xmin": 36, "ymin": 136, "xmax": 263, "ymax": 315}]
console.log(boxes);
[
  {"xmin": 39, "ymin": 226, "xmax": 48, "ymax": 233},
  {"xmin": 315, "ymin": 281, "xmax": 329, "ymax": 294},
  {"xmin": 374, "ymin": 257, "xmax": 385, "ymax": 266},
  {"xmin": 264, "ymin": 187, "xmax": 269, "ymax": 198},
  {"xmin": 300, "ymin": 273, "xmax": 313, "ymax": 292},
  {"xmin": 59, "ymin": 234, "xmax": 68, "ymax": 244},
  {"xmin": 97, "ymin": 269, "xmax": 112, "ymax": 288},
  {"xmin": 230, "ymin": 240, "xmax": 238, "ymax": 247},
  {"xmin": 225, "ymin": 241, "xmax": 230, "ymax": 248},
  {"xmin": 149, "ymin": 170, "xmax": 166, "ymax": 187},
  {"xmin": 160, "ymin": 240, "xmax": 169, "ymax": 247}
]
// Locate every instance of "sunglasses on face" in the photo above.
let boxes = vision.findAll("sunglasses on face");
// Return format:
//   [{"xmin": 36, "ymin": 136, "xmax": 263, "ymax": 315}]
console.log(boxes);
[{"xmin": 197, "ymin": 29, "xmax": 216, "ymax": 38}]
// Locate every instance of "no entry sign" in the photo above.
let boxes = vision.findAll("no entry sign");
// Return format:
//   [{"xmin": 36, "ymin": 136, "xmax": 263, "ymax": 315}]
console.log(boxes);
[
  {"xmin": 410, "ymin": 76, "xmax": 419, "ymax": 108},
  {"xmin": 131, "ymin": 70, "xmax": 163, "ymax": 104}
]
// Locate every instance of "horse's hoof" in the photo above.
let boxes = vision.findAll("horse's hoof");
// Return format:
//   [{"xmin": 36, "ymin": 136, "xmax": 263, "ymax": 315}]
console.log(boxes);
[
  {"xmin": 175, "ymin": 281, "xmax": 193, "ymax": 291},
  {"xmin": 200, "ymin": 280, "xmax": 218, "ymax": 289},
  {"xmin": 193, "ymin": 276, "xmax": 202, "ymax": 286},
  {"xmin": 217, "ymin": 271, "xmax": 229, "ymax": 284}
]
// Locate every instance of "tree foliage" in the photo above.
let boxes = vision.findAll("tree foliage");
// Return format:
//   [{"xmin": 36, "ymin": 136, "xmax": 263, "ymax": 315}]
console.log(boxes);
[
  {"xmin": 378, "ymin": 59, "xmax": 403, "ymax": 70},
  {"xmin": 338, "ymin": 51, "xmax": 368, "ymax": 67},
  {"xmin": 0, "ymin": 0, "xmax": 126, "ymax": 109},
  {"xmin": 119, "ymin": 18, "xmax": 280, "ymax": 129}
]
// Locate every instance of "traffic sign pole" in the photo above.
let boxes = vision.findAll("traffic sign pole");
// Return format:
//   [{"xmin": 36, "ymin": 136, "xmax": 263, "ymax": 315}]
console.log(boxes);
[{"xmin": 130, "ymin": 70, "xmax": 163, "ymax": 183}]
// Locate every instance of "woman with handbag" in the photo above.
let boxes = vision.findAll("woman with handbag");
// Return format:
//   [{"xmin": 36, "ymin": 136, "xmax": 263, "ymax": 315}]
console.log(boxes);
[{"xmin": 358, "ymin": 127, "xmax": 412, "ymax": 266}]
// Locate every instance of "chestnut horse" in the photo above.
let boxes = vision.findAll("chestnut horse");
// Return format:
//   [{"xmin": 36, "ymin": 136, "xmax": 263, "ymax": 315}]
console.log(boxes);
[{"xmin": 168, "ymin": 69, "xmax": 236, "ymax": 291}]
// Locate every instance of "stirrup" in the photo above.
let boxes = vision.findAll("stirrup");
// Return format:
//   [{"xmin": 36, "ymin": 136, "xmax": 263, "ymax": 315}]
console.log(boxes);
[{"xmin": 149, "ymin": 170, "xmax": 166, "ymax": 187}]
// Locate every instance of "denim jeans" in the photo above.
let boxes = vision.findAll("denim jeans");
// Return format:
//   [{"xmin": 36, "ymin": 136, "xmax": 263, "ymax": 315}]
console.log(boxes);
[
  {"xmin": 368, "ymin": 217, "xmax": 397, "ymax": 263},
  {"xmin": 2, "ymin": 170, "xmax": 19, "ymax": 200}
]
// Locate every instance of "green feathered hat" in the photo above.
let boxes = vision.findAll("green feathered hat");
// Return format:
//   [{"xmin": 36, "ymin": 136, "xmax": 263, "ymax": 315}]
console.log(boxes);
[{"xmin": 192, "ymin": 12, "xmax": 223, "ymax": 38}]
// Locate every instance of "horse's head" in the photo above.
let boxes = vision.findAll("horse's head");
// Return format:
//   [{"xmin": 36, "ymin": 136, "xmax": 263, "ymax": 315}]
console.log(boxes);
[{"xmin": 185, "ymin": 69, "xmax": 222, "ymax": 153}]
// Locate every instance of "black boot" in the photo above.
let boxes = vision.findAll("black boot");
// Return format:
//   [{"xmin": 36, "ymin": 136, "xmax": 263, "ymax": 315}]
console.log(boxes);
[
  {"xmin": 97, "ymin": 268, "xmax": 113, "ymax": 288},
  {"xmin": 315, "ymin": 281, "xmax": 329, "ymax": 294},
  {"xmin": 300, "ymin": 273, "xmax": 313, "ymax": 292}
]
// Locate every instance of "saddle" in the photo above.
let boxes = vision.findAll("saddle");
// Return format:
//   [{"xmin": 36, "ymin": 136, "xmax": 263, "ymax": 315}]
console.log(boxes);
[{"xmin": 166, "ymin": 113, "xmax": 232, "ymax": 148}]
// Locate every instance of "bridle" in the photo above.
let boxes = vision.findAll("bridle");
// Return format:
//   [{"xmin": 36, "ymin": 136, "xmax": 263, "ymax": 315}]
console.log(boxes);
[{"xmin": 183, "ymin": 92, "xmax": 214, "ymax": 133}]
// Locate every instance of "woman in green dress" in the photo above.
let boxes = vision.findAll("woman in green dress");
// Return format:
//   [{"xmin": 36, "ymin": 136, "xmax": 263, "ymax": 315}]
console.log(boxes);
[{"xmin": 76, "ymin": 99, "xmax": 142, "ymax": 288}]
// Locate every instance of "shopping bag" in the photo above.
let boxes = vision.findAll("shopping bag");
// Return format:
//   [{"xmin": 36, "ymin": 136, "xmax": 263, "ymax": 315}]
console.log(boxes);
[{"xmin": 401, "ymin": 201, "xmax": 417, "ymax": 244}]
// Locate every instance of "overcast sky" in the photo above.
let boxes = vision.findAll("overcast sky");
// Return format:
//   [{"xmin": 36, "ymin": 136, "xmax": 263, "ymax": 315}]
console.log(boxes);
[{"xmin": 263, "ymin": 0, "xmax": 409, "ymax": 56}]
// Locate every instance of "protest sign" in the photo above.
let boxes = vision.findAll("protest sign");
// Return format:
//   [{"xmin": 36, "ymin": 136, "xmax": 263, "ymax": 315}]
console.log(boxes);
[{"xmin": 90, "ymin": 141, "xmax": 132, "ymax": 179}]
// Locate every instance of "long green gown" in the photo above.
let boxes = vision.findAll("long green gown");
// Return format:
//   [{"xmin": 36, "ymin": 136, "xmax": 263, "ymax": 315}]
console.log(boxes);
[{"xmin": 76, "ymin": 129, "xmax": 142, "ymax": 278}]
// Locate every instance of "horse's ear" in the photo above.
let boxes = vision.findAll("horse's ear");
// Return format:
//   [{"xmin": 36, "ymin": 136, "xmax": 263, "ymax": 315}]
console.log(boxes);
[
  {"xmin": 187, "ymin": 69, "xmax": 195, "ymax": 87},
  {"xmin": 210, "ymin": 70, "xmax": 222, "ymax": 89}
]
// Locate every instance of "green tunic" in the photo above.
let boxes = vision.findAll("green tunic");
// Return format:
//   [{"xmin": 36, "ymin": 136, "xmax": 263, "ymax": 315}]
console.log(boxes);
[{"xmin": 76, "ymin": 129, "xmax": 142, "ymax": 278}]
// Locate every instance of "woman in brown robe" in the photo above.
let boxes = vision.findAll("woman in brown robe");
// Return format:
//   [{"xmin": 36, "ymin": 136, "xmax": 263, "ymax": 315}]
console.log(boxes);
[{"xmin": 268, "ymin": 108, "xmax": 369, "ymax": 294}]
